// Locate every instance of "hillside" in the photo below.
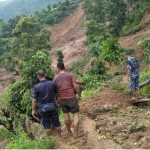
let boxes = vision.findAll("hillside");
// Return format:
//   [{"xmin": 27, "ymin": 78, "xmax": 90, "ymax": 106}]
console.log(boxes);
[
  {"xmin": 0, "ymin": 0, "xmax": 64, "ymax": 20},
  {"xmin": 50, "ymin": 6, "xmax": 88, "ymax": 69},
  {"xmin": 1, "ymin": 0, "xmax": 150, "ymax": 149},
  {"xmin": 119, "ymin": 12, "xmax": 150, "ymax": 50}
]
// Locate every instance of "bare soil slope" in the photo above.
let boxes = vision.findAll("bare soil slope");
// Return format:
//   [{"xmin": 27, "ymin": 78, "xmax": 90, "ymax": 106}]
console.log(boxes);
[
  {"xmin": 56, "ymin": 90, "xmax": 150, "ymax": 149},
  {"xmin": 50, "ymin": 6, "xmax": 87, "ymax": 69},
  {"xmin": 0, "ymin": 68, "xmax": 17, "ymax": 98},
  {"xmin": 119, "ymin": 12, "xmax": 150, "ymax": 50}
]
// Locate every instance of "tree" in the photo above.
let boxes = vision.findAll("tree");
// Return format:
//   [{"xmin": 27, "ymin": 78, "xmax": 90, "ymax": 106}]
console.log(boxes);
[
  {"xmin": 3, "ymin": 16, "xmax": 51, "ymax": 71},
  {"xmin": 57, "ymin": 50, "xmax": 64, "ymax": 63},
  {"xmin": 106, "ymin": 0, "xmax": 127, "ymax": 36},
  {"xmin": 83, "ymin": 0, "xmax": 127, "ymax": 41},
  {"xmin": 0, "ymin": 16, "xmax": 52, "ymax": 134}
]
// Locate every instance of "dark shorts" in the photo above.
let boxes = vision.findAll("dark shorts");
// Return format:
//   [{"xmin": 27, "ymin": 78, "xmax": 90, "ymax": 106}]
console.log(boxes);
[
  {"xmin": 39, "ymin": 108, "xmax": 61, "ymax": 129},
  {"xmin": 130, "ymin": 75, "xmax": 140, "ymax": 90},
  {"xmin": 60, "ymin": 98, "xmax": 79, "ymax": 113}
]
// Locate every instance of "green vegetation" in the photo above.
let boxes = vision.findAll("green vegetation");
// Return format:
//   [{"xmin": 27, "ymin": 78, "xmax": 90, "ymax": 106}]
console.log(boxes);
[
  {"xmin": 138, "ymin": 38, "xmax": 150, "ymax": 63},
  {"xmin": 122, "ymin": 0, "xmax": 150, "ymax": 33},
  {"xmin": 107, "ymin": 78, "xmax": 127, "ymax": 92},
  {"xmin": 83, "ymin": 0, "xmax": 127, "ymax": 45},
  {"xmin": 0, "ymin": 0, "xmax": 79, "ymax": 57},
  {"xmin": 0, "ymin": 0, "xmax": 79, "ymax": 148},
  {"xmin": 112, "ymin": 135, "xmax": 123, "ymax": 144},
  {"xmin": 57, "ymin": 50, "xmax": 64, "ymax": 63},
  {"xmin": 82, "ymin": 89, "xmax": 100, "ymax": 101},
  {"xmin": 130, "ymin": 121, "xmax": 146, "ymax": 133},
  {"xmin": 7, "ymin": 132, "xmax": 55, "ymax": 149},
  {"xmin": 36, "ymin": 0, "xmax": 79, "ymax": 26},
  {"xmin": 71, "ymin": 0, "xmax": 150, "ymax": 100},
  {"xmin": 140, "ymin": 71, "xmax": 150, "ymax": 97},
  {"xmin": 0, "ymin": 128, "xmax": 12, "ymax": 139},
  {"xmin": 138, "ymin": 38, "xmax": 150, "ymax": 98},
  {"xmin": 99, "ymin": 38, "xmax": 124, "ymax": 64},
  {"xmin": 0, "ymin": 0, "xmax": 65, "ymax": 20},
  {"xmin": 1, "ymin": 0, "xmax": 150, "ymax": 148}
]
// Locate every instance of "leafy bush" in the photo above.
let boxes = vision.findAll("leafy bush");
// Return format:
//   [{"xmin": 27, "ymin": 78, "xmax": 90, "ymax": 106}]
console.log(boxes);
[
  {"xmin": 7, "ymin": 51, "xmax": 53, "ymax": 116},
  {"xmin": 81, "ymin": 73, "xmax": 110, "ymax": 90},
  {"xmin": 107, "ymin": 78, "xmax": 127, "ymax": 92},
  {"xmin": 71, "ymin": 56, "xmax": 90, "ymax": 75},
  {"xmin": 0, "ymin": 128, "xmax": 12, "ymax": 139},
  {"xmin": 112, "ymin": 135, "xmax": 123, "ymax": 144},
  {"xmin": 140, "ymin": 71, "xmax": 150, "ymax": 97},
  {"xmin": 122, "ymin": 0, "xmax": 150, "ymax": 33},
  {"xmin": 7, "ymin": 132, "xmax": 55, "ymax": 149},
  {"xmin": 57, "ymin": 50, "xmax": 64, "ymax": 63},
  {"xmin": 83, "ymin": 0, "xmax": 127, "ymax": 44},
  {"xmin": 82, "ymin": 89, "xmax": 100, "ymax": 100},
  {"xmin": 138, "ymin": 38, "xmax": 150, "ymax": 63},
  {"xmin": 37, "ymin": 0, "xmax": 79, "ymax": 26},
  {"xmin": 99, "ymin": 38, "xmax": 124, "ymax": 64}
]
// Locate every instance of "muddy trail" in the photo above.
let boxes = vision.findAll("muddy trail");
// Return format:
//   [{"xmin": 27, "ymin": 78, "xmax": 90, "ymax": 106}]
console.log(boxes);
[{"xmin": 56, "ymin": 90, "xmax": 150, "ymax": 149}]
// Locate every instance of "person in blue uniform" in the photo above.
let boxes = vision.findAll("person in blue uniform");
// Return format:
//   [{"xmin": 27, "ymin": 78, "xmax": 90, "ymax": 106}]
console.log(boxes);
[{"xmin": 123, "ymin": 52, "xmax": 140, "ymax": 100}]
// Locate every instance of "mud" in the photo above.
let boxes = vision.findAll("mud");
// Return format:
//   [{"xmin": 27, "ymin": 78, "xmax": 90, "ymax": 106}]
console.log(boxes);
[
  {"xmin": 119, "ymin": 12, "xmax": 150, "ymax": 50},
  {"xmin": 80, "ymin": 90, "xmax": 130, "ymax": 117},
  {"xmin": 50, "ymin": 6, "xmax": 87, "ymax": 69}
]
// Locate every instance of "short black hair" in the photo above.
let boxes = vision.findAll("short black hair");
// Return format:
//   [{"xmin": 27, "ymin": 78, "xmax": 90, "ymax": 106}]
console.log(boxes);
[
  {"xmin": 37, "ymin": 70, "xmax": 46, "ymax": 77},
  {"xmin": 57, "ymin": 62, "xmax": 65, "ymax": 70}
]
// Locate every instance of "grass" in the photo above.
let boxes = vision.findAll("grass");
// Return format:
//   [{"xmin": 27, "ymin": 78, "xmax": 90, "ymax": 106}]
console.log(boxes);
[
  {"xmin": 0, "ymin": 128, "xmax": 12, "ymax": 139},
  {"xmin": 112, "ymin": 135, "xmax": 123, "ymax": 144},
  {"xmin": 82, "ymin": 89, "xmax": 100, "ymax": 101},
  {"xmin": 6, "ymin": 132, "xmax": 55, "ymax": 149}
]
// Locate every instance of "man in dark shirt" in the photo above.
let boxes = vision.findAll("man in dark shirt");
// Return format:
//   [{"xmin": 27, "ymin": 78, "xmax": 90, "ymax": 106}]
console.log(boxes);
[
  {"xmin": 54, "ymin": 63, "xmax": 81, "ymax": 137},
  {"xmin": 32, "ymin": 70, "xmax": 61, "ymax": 137}
]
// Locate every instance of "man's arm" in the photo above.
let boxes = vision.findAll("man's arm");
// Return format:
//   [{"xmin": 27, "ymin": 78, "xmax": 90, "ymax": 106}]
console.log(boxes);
[
  {"xmin": 127, "ymin": 69, "xmax": 131, "ymax": 80},
  {"xmin": 31, "ymin": 86, "xmax": 38, "ymax": 118},
  {"xmin": 72, "ymin": 75, "xmax": 81, "ymax": 98},
  {"xmin": 73, "ymin": 82, "xmax": 81, "ymax": 96},
  {"xmin": 54, "ymin": 83, "xmax": 60, "ymax": 106},
  {"xmin": 126, "ymin": 61, "xmax": 131, "ymax": 80},
  {"xmin": 32, "ymin": 99, "xmax": 37, "ymax": 118}
]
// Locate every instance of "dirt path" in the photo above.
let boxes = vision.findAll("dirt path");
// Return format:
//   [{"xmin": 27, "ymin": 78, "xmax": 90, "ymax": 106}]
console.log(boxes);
[
  {"xmin": 56, "ymin": 115, "xmax": 122, "ymax": 149},
  {"xmin": 82, "ymin": 118, "xmax": 99, "ymax": 147},
  {"xmin": 82, "ymin": 117, "xmax": 122, "ymax": 149}
]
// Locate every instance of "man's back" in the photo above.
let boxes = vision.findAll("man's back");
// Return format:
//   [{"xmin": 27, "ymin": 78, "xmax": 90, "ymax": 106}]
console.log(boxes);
[
  {"xmin": 54, "ymin": 72, "xmax": 76, "ymax": 99},
  {"xmin": 126, "ymin": 57, "xmax": 139, "ymax": 76},
  {"xmin": 32, "ymin": 80, "xmax": 56, "ymax": 105}
]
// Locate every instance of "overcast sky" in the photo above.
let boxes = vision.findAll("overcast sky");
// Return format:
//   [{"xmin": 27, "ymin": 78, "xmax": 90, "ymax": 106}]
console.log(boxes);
[{"xmin": 0, "ymin": 0, "xmax": 8, "ymax": 2}]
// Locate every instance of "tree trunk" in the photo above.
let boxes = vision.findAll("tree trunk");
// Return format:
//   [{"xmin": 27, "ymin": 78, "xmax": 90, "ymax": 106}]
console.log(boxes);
[{"xmin": 139, "ymin": 79, "xmax": 150, "ymax": 89}]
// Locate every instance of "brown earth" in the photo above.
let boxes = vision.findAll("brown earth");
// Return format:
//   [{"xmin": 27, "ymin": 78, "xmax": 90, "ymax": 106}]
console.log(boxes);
[
  {"xmin": 50, "ymin": 6, "xmax": 88, "ymax": 69},
  {"xmin": 0, "ymin": 68, "xmax": 18, "ymax": 98},
  {"xmin": 1, "ymin": 6, "xmax": 150, "ymax": 150},
  {"xmin": 80, "ymin": 90, "xmax": 130, "ymax": 116},
  {"xmin": 119, "ymin": 12, "xmax": 150, "ymax": 50},
  {"xmin": 56, "ymin": 89, "xmax": 150, "ymax": 149}
]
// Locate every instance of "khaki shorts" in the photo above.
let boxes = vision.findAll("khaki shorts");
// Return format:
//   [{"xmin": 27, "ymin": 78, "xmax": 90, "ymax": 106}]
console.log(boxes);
[{"xmin": 60, "ymin": 98, "xmax": 79, "ymax": 113}]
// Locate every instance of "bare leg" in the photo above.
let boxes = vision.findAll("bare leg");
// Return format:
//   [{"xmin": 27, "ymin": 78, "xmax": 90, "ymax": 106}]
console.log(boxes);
[
  {"xmin": 131, "ymin": 90, "xmax": 136, "ymax": 100},
  {"xmin": 135, "ymin": 89, "xmax": 141, "ymax": 99},
  {"xmin": 64, "ymin": 113, "xmax": 72, "ymax": 135},
  {"xmin": 45, "ymin": 129, "xmax": 53, "ymax": 136},
  {"xmin": 55, "ymin": 127, "xmax": 61, "ymax": 138},
  {"xmin": 73, "ymin": 112, "xmax": 79, "ymax": 137}
]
